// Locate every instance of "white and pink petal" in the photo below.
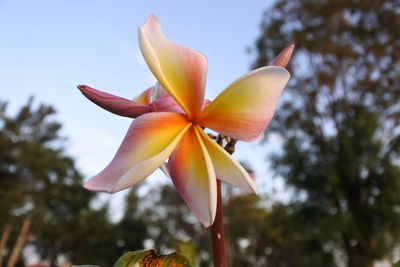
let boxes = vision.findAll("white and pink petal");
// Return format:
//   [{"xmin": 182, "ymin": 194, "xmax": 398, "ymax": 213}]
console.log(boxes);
[
  {"xmin": 139, "ymin": 15, "xmax": 207, "ymax": 119},
  {"xmin": 167, "ymin": 126, "xmax": 217, "ymax": 227},
  {"xmin": 84, "ymin": 112, "xmax": 191, "ymax": 193},
  {"xmin": 198, "ymin": 66, "xmax": 290, "ymax": 142}
]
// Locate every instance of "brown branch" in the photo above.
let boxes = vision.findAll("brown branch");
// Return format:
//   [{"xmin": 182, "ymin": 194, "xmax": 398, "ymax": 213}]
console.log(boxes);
[
  {"xmin": 6, "ymin": 218, "xmax": 31, "ymax": 267},
  {"xmin": 0, "ymin": 226, "xmax": 12, "ymax": 267}
]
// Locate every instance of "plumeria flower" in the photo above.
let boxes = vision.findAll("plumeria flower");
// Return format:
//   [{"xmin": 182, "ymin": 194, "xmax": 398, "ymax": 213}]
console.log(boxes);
[{"xmin": 78, "ymin": 15, "xmax": 291, "ymax": 227}]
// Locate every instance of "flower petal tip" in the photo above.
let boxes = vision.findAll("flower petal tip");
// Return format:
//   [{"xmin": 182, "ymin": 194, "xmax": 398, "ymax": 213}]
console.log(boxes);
[
  {"xmin": 147, "ymin": 14, "xmax": 158, "ymax": 22},
  {"xmin": 141, "ymin": 15, "xmax": 160, "ymax": 30},
  {"xmin": 251, "ymin": 184, "xmax": 259, "ymax": 195},
  {"xmin": 83, "ymin": 176, "xmax": 127, "ymax": 194},
  {"xmin": 203, "ymin": 220, "xmax": 213, "ymax": 228},
  {"xmin": 199, "ymin": 212, "xmax": 214, "ymax": 228},
  {"xmin": 271, "ymin": 45, "xmax": 295, "ymax": 67},
  {"xmin": 76, "ymin": 84, "xmax": 86, "ymax": 91},
  {"xmin": 83, "ymin": 179, "xmax": 112, "ymax": 194},
  {"xmin": 244, "ymin": 175, "xmax": 258, "ymax": 194}
]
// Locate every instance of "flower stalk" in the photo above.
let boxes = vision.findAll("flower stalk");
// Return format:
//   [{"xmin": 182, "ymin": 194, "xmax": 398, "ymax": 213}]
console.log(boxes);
[
  {"xmin": 210, "ymin": 134, "xmax": 238, "ymax": 266},
  {"xmin": 211, "ymin": 179, "xmax": 227, "ymax": 267}
]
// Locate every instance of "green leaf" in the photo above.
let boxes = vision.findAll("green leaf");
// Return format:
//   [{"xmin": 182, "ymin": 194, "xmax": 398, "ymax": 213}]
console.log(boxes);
[
  {"xmin": 114, "ymin": 249, "xmax": 192, "ymax": 267},
  {"xmin": 172, "ymin": 239, "xmax": 197, "ymax": 265}
]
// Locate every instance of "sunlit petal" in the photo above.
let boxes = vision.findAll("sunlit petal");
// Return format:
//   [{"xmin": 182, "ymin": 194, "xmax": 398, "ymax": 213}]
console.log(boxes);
[
  {"xmin": 84, "ymin": 112, "xmax": 191, "ymax": 193},
  {"xmin": 197, "ymin": 126, "xmax": 257, "ymax": 193},
  {"xmin": 198, "ymin": 66, "xmax": 290, "ymax": 141},
  {"xmin": 139, "ymin": 15, "xmax": 207, "ymax": 119},
  {"xmin": 77, "ymin": 85, "xmax": 151, "ymax": 118},
  {"xmin": 168, "ymin": 126, "xmax": 217, "ymax": 227}
]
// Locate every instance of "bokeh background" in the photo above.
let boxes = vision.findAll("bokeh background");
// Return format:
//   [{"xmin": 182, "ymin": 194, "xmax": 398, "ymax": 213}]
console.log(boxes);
[{"xmin": 1, "ymin": 0, "xmax": 400, "ymax": 266}]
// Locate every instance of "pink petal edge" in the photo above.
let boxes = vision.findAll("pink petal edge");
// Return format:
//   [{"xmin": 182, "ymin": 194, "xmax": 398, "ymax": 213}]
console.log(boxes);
[{"xmin": 77, "ymin": 85, "xmax": 151, "ymax": 118}]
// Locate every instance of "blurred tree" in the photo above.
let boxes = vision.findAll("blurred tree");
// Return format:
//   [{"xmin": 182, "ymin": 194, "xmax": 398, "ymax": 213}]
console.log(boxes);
[
  {"xmin": 224, "ymin": 193, "xmax": 269, "ymax": 266},
  {"xmin": 225, "ymin": 194, "xmax": 335, "ymax": 266},
  {"xmin": 113, "ymin": 187, "xmax": 148, "ymax": 256},
  {"xmin": 141, "ymin": 184, "xmax": 210, "ymax": 267},
  {"xmin": 0, "ymin": 98, "xmax": 147, "ymax": 266},
  {"xmin": 253, "ymin": 0, "xmax": 400, "ymax": 266}
]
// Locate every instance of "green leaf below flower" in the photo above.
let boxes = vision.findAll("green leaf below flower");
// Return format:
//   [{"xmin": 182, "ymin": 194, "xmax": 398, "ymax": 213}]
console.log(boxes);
[{"xmin": 114, "ymin": 249, "xmax": 192, "ymax": 267}]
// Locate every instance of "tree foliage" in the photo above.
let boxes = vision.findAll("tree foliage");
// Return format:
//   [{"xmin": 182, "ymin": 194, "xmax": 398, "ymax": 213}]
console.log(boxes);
[
  {"xmin": 0, "ymin": 97, "xmax": 344, "ymax": 266},
  {"xmin": 253, "ymin": 0, "xmax": 400, "ymax": 265},
  {"xmin": 225, "ymin": 195, "xmax": 335, "ymax": 267},
  {"xmin": 0, "ymin": 98, "xmax": 147, "ymax": 266}
]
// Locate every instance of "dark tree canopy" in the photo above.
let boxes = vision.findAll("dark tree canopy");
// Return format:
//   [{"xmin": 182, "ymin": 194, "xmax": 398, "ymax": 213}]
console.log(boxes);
[
  {"xmin": 253, "ymin": 0, "xmax": 400, "ymax": 265},
  {"xmin": 0, "ymin": 98, "xmax": 147, "ymax": 266}
]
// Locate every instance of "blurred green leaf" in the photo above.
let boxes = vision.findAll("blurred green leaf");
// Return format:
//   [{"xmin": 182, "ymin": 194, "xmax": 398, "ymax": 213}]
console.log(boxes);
[
  {"xmin": 114, "ymin": 249, "xmax": 191, "ymax": 267},
  {"xmin": 172, "ymin": 239, "xmax": 197, "ymax": 265}
]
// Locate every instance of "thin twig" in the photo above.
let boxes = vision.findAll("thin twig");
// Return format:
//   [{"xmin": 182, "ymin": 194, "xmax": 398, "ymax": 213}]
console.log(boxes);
[
  {"xmin": 0, "ymin": 226, "xmax": 11, "ymax": 267},
  {"xmin": 6, "ymin": 217, "xmax": 31, "ymax": 267}
]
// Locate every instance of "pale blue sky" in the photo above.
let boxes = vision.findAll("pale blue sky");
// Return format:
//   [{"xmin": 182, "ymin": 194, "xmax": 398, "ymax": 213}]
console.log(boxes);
[{"xmin": 1, "ymin": 0, "xmax": 289, "ymax": 205}]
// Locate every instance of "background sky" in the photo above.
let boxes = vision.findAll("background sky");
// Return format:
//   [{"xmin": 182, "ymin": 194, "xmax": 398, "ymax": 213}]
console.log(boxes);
[{"xmin": 0, "ymin": 0, "xmax": 289, "ymax": 213}]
